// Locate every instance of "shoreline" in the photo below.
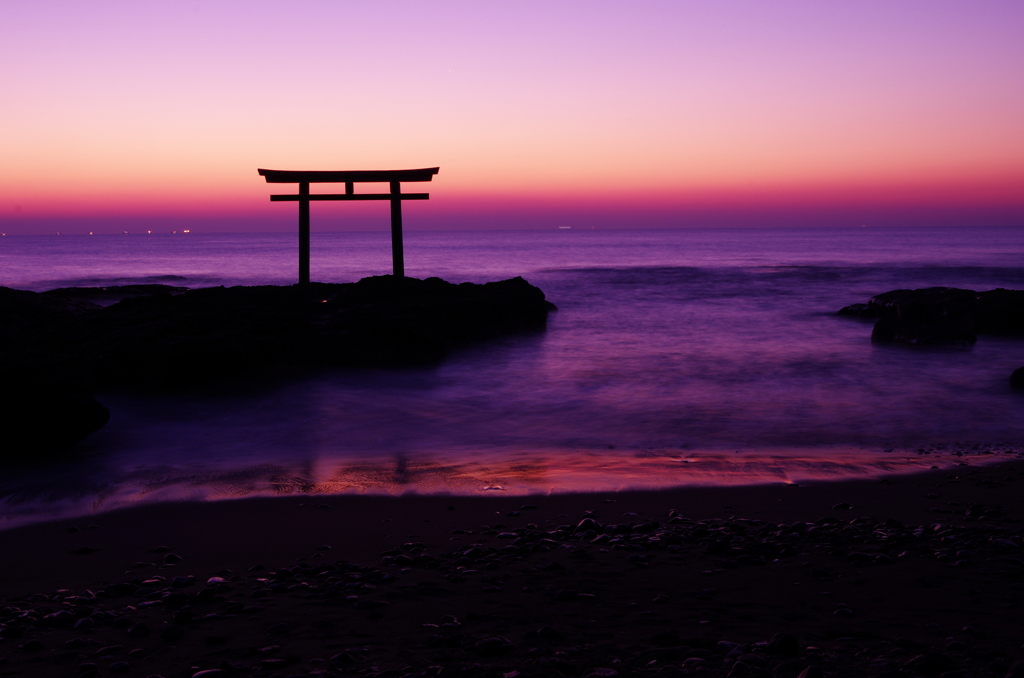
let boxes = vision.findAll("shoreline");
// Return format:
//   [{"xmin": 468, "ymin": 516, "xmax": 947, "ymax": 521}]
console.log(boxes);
[
  {"xmin": 2, "ymin": 462, "xmax": 1023, "ymax": 677},
  {"xmin": 4, "ymin": 460, "xmax": 1022, "ymax": 590},
  {"xmin": 4, "ymin": 444, "xmax": 1019, "ymax": 533}
]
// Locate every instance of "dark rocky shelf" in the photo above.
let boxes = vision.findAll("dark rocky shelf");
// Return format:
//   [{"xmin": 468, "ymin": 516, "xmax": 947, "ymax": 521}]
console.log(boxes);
[{"xmin": 0, "ymin": 276, "xmax": 556, "ymax": 457}]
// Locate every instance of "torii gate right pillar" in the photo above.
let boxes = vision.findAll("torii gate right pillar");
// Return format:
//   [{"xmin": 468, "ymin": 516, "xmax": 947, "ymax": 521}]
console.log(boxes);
[
  {"xmin": 298, "ymin": 181, "xmax": 310, "ymax": 285},
  {"xmin": 390, "ymin": 181, "xmax": 404, "ymax": 278}
]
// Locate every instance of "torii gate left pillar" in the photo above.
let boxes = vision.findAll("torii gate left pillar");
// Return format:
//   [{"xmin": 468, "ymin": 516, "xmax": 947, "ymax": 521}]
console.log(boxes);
[{"xmin": 258, "ymin": 167, "xmax": 440, "ymax": 284}]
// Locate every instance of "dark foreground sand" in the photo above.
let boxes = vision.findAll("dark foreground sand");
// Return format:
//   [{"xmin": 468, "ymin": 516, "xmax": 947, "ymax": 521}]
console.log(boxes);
[{"xmin": 2, "ymin": 460, "xmax": 1024, "ymax": 678}]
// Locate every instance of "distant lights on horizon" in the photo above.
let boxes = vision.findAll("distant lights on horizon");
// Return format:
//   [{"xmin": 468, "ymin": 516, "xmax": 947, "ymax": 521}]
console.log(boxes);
[
  {"xmin": 80, "ymin": 229, "xmax": 192, "ymax": 235},
  {"xmin": 7, "ymin": 229, "xmax": 198, "ymax": 237}
]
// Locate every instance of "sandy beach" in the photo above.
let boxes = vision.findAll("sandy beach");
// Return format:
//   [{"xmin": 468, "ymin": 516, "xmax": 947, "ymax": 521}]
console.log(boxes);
[{"xmin": 2, "ymin": 459, "xmax": 1023, "ymax": 678}]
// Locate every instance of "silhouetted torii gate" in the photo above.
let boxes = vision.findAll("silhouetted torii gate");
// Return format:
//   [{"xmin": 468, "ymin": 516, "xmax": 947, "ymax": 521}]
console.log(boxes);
[{"xmin": 258, "ymin": 167, "xmax": 440, "ymax": 284}]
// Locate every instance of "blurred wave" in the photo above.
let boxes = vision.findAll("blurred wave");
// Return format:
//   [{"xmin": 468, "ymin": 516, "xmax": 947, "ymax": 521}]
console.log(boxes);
[{"xmin": 2, "ymin": 226, "xmax": 1023, "ymax": 527}]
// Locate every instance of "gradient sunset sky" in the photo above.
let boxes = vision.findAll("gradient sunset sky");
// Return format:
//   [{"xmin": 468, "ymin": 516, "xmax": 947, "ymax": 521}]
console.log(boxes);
[{"xmin": 2, "ymin": 1, "xmax": 1022, "ymax": 233}]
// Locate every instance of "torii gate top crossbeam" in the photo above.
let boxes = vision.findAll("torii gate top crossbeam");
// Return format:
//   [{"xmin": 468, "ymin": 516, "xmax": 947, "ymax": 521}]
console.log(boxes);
[
  {"xmin": 258, "ymin": 168, "xmax": 439, "ymax": 183},
  {"xmin": 258, "ymin": 167, "xmax": 439, "ymax": 284}
]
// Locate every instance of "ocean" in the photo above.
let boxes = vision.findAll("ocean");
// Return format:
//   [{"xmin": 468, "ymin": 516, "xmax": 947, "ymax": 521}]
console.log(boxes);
[{"xmin": 1, "ymin": 226, "xmax": 1023, "ymax": 526}]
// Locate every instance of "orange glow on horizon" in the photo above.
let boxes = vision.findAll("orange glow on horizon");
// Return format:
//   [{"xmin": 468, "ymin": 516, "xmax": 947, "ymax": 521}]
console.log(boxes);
[{"xmin": 5, "ymin": 171, "xmax": 1021, "ymax": 219}]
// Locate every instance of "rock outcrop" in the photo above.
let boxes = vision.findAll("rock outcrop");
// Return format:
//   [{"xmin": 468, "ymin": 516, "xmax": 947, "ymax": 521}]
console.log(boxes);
[
  {"xmin": 0, "ymin": 387, "xmax": 110, "ymax": 458},
  {"xmin": 1012, "ymin": 366, "xmax": 1024, "ymax": 390},
  {"xmin": 838, "ymin": 286, "xmax": 1024, "ymax": 347},
  {"xmin": 41, "ymin": 283, "xmax": 189, "ymax": 307},
  {"xmin": 0, "ymin": 276, "xmax": 556, "ymax": 457},
  {"xmin": 869, "ymin": 315, "xmax": 977, "ymax": 347}
]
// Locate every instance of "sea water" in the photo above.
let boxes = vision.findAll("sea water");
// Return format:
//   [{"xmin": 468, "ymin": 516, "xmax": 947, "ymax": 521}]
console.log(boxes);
[{"xmin": 1, "ymin": 227, "xmax": 1023, "ymax": 525}]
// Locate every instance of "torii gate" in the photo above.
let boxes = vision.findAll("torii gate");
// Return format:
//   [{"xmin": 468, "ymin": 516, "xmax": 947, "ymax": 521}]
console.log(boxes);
[{"xmin": 258, "ymin": 167, "xmax": 440, "ymax": 284}]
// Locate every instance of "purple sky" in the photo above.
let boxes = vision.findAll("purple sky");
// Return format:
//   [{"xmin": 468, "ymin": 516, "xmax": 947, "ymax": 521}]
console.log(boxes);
[{"xmin": 2, "ymin": 1, "xmax": 1022, "ymax": 232}]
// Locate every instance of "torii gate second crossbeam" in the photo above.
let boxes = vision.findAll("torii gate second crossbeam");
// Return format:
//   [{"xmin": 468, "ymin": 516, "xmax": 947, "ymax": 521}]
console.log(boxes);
[{"xmin": 258, "ymin": 167, "xmax": 440, "ymax": 284}]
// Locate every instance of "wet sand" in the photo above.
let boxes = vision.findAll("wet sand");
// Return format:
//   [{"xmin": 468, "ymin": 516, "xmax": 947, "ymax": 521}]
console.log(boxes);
[{"xmin": 2, "ymin": 459, "xmax": 1023, "ymax": 678}]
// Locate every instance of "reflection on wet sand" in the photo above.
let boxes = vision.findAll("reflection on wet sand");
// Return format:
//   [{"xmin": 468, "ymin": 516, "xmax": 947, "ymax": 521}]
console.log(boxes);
[{"xmin": 2, "ymin": 444, "xmax": 1018, "ymax": 530}]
